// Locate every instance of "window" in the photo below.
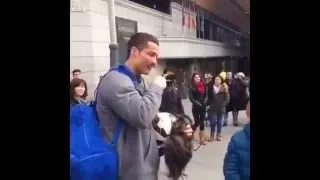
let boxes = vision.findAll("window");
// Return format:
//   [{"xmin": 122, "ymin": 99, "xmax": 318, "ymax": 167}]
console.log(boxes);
[
  {"xmin": 129, "ymin": 0, "xmax": 171, "ymax": 14},
  {"xmin": 196, "ymin": 11, "xmax": 205, "ymax": 39},
  {"xmin": 193, "ymin": 4, "xmax": 243, "ymax": 46},
  {"xmin": 211, "ymin": 23, "xmax": 218, "ymax": 41},
  {"xmin": 203, "ymin": 18, "xmax": 210, "ymax": 40}
]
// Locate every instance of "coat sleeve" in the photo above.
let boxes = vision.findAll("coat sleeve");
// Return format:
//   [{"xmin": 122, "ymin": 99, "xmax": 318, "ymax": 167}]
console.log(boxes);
[
  {"xmin": 224, "ymin": 91, "xmax": 230, "ymax": 106},
  {"xmin": 99, "ymin": 72, "xmax": 164, "ymax": 129},
  {"xmin": 188, "ymin": 88, "xmax": 202, "ymax": 107},
  {"xmin": 223, "ymin": 136, "xmax": 241, "ymax": 180},
  {"xmin": 240, "ymin": 78, "xmax": 249, "ymax": 87}
]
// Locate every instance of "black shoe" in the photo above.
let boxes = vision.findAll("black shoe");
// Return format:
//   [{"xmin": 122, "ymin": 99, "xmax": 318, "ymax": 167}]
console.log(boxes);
[{"xmin": 233, "ymin": 123, "xmax": 239, "ymax": 127}]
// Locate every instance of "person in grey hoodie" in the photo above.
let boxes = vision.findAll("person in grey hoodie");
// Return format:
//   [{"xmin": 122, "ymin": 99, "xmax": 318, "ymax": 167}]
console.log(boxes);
[{"xmin": 95, "ymin": 32, "xmax": 192, "ymax": 180}]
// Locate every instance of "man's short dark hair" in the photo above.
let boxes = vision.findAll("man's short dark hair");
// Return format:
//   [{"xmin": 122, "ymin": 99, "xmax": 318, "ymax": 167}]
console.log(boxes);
[
  {"xmin": 127, "ymin": 32, "xmax": 159, "ymax": 59},
  {"xmin": 72, "ymin": 69, "xmax": 81, "ymax": 74}
]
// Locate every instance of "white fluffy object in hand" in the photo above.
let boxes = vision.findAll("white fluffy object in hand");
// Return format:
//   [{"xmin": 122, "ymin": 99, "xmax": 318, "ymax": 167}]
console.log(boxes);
[
  {"xmin": 156, "ymin": 112, "xmax": 177, "ymax": 135},
  {"xmin": 153, "ymin": 75, "xmax": 167, "ymax": 89}
]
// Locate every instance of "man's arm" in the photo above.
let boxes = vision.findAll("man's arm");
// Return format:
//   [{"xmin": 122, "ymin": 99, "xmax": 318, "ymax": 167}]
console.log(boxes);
[{"xmin": 99, "ymin": 72, "xmax": 164, "ymax": 129}]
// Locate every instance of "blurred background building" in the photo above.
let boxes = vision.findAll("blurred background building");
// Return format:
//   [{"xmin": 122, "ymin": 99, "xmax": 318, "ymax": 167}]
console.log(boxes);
[{"xmin": 70, "ymin": 0, "xmax": 250, "ymax": 97}]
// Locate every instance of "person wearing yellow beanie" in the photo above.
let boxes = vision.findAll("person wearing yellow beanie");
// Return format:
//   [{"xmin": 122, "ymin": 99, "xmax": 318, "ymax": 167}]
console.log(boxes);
[{"xmin": 219, "ymin": 71, "xmax": 226, "ymax": 80}]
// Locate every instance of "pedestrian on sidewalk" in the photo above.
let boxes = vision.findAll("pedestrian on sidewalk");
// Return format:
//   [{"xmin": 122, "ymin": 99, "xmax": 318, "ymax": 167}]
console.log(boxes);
[
  {"xmin": 159, "ymin": 68, "xmax": 184, "ymax": 115},
  {"xmin": 228, "ymin": 72, "xmax": 249, "ymax": 126},
  {"xmin": 207, "ymin": 75, "xmax": 230, "ymax": 141},
  {"xmin": 189, "ymin": 73, "xmax": 207, "ymax": 145},
  {"xmin": 223, "ymin": 102, "xmax": 250, "ymax": 180},
  {"xmin": 224, "ymin": 72, "xmax": 233, "ymax": 126},
  {"xmin": 204, "ymin": 73, "xmax": 213, "ymax": 129}
]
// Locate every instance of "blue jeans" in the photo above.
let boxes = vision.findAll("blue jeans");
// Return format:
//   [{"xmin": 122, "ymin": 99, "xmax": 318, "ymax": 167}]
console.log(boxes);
[{"xmin": 210, "ymin": 112, "xmax": 224, "ymax": 135}]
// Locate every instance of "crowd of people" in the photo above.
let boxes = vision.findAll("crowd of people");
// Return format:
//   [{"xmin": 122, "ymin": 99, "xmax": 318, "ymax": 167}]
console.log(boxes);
[
  {"xmin": 70, "ymin": 32, "xmax": 250, "ymax": 180},
  {"xmin": 188, "ymin": 71, "xmax": 249, "ymax": 144}
]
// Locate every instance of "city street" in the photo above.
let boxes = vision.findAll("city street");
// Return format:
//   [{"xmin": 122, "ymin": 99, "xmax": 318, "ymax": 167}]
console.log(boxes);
[{"xmin": 158, "ymin": 99, "xmax": 248, "ymax": 180}]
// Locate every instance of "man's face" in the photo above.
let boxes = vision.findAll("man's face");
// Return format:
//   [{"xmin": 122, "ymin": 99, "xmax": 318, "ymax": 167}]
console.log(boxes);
[
  {"xmin": 132, "ymin": 41, "xmax": 159, "ymax": 75},
  {"xmin": 73, "ymin": 72, "xmax": 80, "ymax": 79}
]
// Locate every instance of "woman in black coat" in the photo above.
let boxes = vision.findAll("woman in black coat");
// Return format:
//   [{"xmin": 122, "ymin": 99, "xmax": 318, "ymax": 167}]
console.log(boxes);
[
  {"xmin": 189, "ymin": 73, "xmax": 207, "ymax": 145},
  {"xmin": 159, "ymin": 74, "xmax": 184, "ymax": 115},
  {"xmin": 228, "ymin": 73, "xmax": 249, "ymax": 126}
]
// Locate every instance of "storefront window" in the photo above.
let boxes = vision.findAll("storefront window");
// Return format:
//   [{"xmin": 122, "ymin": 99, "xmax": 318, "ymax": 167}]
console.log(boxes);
[{"xmin": 129, "ymin": 0, "xmax": 171, "ymax": 14}]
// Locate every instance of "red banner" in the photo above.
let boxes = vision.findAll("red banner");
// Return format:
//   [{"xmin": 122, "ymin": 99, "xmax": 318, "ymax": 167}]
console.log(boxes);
[{"xmin": 182, "ymin": 0, "xmax": 197, "ymax": 31}]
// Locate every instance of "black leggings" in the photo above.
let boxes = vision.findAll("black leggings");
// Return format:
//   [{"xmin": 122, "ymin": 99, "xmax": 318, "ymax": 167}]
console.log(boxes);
[{"xmin": 192, "ymin": 106, "xmax": 206, "ymax": 131}]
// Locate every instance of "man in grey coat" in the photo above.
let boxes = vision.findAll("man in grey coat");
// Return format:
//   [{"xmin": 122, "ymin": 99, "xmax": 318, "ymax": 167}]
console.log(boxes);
[{"xmin": 96, "ymin": 33, "xmax": 192, "ymax": 180}]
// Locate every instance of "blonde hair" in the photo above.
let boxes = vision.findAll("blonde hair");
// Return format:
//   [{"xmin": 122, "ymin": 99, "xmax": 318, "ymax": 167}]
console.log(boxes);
[{"xmin": 219, "ymin": 71, "xmax": 226, "ymax": 80}]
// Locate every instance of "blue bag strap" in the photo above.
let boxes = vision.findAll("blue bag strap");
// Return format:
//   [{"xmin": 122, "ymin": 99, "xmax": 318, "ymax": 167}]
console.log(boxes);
[
  {"xmin": 93, "ymin": 65, "xmax": 140, "ymax": 103},
  {"xmin": 94, "ymin": 64, "xmax": 140, "ymax": 144},
  {"xmin": 110, "ymin": 118, "xmax": 124, "ymax": 145}
]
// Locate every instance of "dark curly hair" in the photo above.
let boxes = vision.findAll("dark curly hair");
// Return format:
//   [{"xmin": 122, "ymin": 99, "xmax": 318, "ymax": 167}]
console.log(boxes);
[
  {"xmin": 191, "ymin": 73, "xmax": 203, "ymax": 86},
  {"xmin": 164, "ymin": 114, "xmax": 193, "ymax": 180}
]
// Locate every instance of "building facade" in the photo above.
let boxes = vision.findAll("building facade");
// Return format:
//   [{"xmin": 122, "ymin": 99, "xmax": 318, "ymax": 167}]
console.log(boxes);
[{"xmin": 70, "ymin": 0, "xmax": 250, "ymax": 97}]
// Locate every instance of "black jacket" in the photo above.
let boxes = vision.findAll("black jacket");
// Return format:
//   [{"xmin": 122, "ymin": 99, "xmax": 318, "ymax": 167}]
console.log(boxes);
[
  {"xmin": 188, "ymin": 86, "xmax": 207, "ymax": 109},
  {"xmin": 229, "ymin": 79, "xmax": 248, "ymax": 111},
  {"xmin": 159, "ymin": 87, "xmax": 184, "ymax": 114}
]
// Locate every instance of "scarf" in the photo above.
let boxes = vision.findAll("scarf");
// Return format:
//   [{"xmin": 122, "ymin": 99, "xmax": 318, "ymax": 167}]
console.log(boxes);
[
  {"xmin": 194, "ymin": 81, "xmax": 205, "ymax": 95},
  {"xmin": 74, "ymin": 97, "xmax": 88, "ymax": 104}
]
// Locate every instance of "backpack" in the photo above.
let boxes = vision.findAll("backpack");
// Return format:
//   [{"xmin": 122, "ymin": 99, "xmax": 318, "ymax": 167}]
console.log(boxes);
[{"xmin": 70, "ymin": 65, "xmax": 139, "ymax": 180}]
